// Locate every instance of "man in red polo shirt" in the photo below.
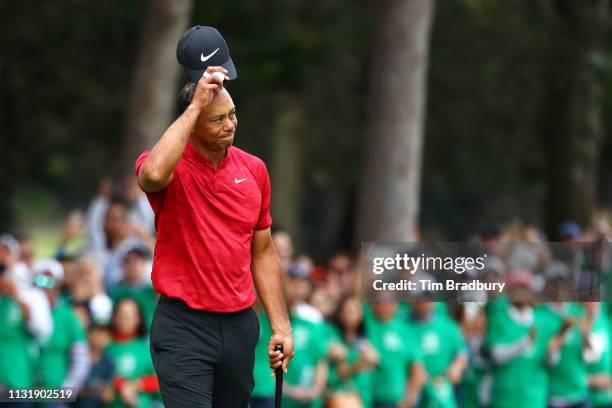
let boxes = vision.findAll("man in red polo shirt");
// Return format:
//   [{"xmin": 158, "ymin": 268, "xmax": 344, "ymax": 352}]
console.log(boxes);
[{"xmin": 135, "ymin": 30, "xmax": 293, "ymax": 407}]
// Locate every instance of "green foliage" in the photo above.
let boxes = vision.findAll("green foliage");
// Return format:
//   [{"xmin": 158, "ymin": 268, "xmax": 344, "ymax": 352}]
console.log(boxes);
[
  {"xmin": 0, "ymin": 0, "xmax": 147, "ymax": 216},
  {"xmin": 1, "ymin": 0, "xmax": 611, "ymax": 245}
]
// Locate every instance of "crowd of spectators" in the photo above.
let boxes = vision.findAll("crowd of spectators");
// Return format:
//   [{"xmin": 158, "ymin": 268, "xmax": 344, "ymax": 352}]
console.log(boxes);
[{"xmin": 1, "ymin": 176, "xmax": 612, "ymax": 408}]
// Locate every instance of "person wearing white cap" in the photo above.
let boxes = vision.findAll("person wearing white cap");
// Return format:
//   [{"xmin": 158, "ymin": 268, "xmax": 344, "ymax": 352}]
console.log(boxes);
[
  {"xmin": 0, "ymin": 234, "xmax": 44, "ymax": 391},
  {"xmin": 33, "ymin": 258, "xmax": 91, "ymax": 396},
  {"xmin": 0, "ymin": 233, "xmax": 53, "ymax": 341}
]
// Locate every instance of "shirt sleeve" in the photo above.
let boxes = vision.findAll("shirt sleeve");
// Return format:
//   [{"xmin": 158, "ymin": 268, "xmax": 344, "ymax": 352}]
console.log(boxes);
[
  {"xmin": 62, "ymin": 313, "xmax": 90, "ymax": 390},
  {"xmin": 21, "ymin": 288, "xmax": 53, "ymax": 342},
  {"xmin": 255, "ymin": 161, "xmax": 272, "ymax": 230},
  {"xmin": 135, "ymin": 151, "xmax": 150, "ymax": 178}
]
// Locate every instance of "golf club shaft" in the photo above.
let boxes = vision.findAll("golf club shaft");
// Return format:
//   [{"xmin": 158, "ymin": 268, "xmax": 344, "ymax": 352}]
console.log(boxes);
[{"xmin": 274, "ymin": 344, "xmax": 283, "ymax": 408}]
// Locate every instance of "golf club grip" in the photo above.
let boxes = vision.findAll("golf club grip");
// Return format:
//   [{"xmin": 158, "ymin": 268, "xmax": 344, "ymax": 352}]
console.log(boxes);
[{"xmin": 274, "ymin": 344, "xmax": 283, "ymax": 408}]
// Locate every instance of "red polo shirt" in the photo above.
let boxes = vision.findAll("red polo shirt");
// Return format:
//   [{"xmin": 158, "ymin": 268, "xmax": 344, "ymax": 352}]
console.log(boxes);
[{"xmin": 135, "ymin": 143, "xmax": 272, "ymax": 312}]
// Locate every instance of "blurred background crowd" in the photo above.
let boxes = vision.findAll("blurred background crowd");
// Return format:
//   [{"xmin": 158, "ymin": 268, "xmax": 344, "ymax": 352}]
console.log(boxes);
[{"xmin": 1, "ymin": 179, "xmax": 612, "ymax": 408}]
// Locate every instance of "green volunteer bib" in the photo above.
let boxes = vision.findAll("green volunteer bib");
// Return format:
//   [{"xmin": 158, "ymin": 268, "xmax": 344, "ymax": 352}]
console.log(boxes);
[
  {"xmin": 587, "ymin": 308, "xmax": 612, "ymax": 406},
  {"xmin": 282, "ymin": 315, "xmax": 328, "ymax": 408},
  {"xmin": 366, "ymin": 315, "xmax": 421, "ymax": 405},
  {"xmin": 0, "ymin": 296, "xmax": 33, "ymax": 387},
  {"xmin": 484, "ymin": 304, "xmax": 552, "ymax": 408},
  {"xmin": 539, "ymin": 303, "xmax": 588, "ymax": 403},
  {"xmin": 411, "ymin": 314, "xmax": 466, "ymax": 408},
  {"xmin": 106, "ymin": 337, "xmax": 156, "ymax": 408},
  {"xmin": 326, "ymin": 325, "xmax": 374, "ymax": 407},
  {"xmin": 38, "ymin": 297, "xmax": 86, "ymax": 387}
]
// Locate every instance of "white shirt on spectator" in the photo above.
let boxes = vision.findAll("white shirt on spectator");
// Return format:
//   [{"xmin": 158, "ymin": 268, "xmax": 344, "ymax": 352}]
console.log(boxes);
[{"xmin": 9, "ymin": 261, "xmax": 53, "ymax": 342}]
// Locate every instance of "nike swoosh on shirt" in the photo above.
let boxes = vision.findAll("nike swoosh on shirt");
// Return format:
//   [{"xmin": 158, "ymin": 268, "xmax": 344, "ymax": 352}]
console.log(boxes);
[
  {"xmin": 234, "ymin": 178, "xmax": 247, "ymax": 184},
  {"xmin": 201, "ymin": 48, "xmax": 220, "ymax": 62}
]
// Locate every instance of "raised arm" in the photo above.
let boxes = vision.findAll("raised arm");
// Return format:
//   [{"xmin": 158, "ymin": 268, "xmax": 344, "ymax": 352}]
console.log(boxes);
[
  {"xmin": 138, "ymin": 66, "xmax": 228, "ymax": 192},
  {"xmin": 251, "ymin": 228, "xmax": 294, "ymax": 373}
]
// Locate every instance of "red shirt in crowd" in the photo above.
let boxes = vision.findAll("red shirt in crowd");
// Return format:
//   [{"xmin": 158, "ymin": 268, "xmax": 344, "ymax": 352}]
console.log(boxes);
[{"xmin": 135, "ymin": 143, "xmax": 272, "ymax": 312}]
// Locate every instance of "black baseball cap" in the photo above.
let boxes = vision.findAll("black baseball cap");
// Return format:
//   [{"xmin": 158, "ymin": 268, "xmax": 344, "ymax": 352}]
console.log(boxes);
[{"xmin": 176, "ymin": 26, "xmax": 237, "ymax": 81}]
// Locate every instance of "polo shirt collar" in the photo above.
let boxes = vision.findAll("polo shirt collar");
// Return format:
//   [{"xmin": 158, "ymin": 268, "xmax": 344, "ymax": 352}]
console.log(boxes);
[{"xmin": 185, "ymin": 142, "xmax": 232, "ymax": 170}]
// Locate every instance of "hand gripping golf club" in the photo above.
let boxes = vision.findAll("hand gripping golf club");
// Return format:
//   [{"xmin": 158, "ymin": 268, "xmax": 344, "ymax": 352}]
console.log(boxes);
[{"xmin": 274, "ymin": 344, "xmax": 284, "ymax": 408}]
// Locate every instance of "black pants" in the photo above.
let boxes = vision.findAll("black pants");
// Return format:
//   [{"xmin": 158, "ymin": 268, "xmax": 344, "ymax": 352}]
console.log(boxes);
[{"xmin": 150, "ymin": 296, "xmax": 260, "ymax": 408}]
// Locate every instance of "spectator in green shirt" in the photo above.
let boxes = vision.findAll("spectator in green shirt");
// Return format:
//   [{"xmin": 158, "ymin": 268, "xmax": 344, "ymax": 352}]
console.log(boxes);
[
  {"xmin": 327, "ymin": 295, "xmax": 378, "ymax": 408},
  {"xmin": 282, "ymin": 270, "xmax": 328, "ymax": 408},
  {"xmin": 583, "ymin": 302, "xmax": 612, "ymax": 408},
  {"xmin": 75, "ymin": 324, "xmax": 115, "ymax": 408},
  {"xmin": 455, "ymin": 303, "xmax": 490, "ymax": 408},
  {"xmin": 366, "ymin": 299, "xmax": 425, "ymax": 408},
  {"xmin": 33, "ymin": 259, "xmax": 91, "ymax": 405},
  {"xmin": 0, "ymin": 234, "xmax": 53, "ymax": 341},
  {"xmin": 106, "ymin": 298, "xmax": 159, "ymax": 408},
  {"xmin": 109, "ymin": 247, "xmax": 157, "ymax": 327},
  {"xmin": 0, "ymin": 270, "xmax": 34, "ymax": 390},
  {"xmin": 484, "ymin": 269, "xmax": 553, "ymax": 408},
  {"xmin": 409, "ymin": 300, "xmax": 467, "ymax": 408},
  {"xmin": 540, "ymin": 301, "xmax": 590, "ymax": 408}
]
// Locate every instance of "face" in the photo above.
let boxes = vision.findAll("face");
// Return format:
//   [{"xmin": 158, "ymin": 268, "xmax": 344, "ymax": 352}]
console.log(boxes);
[
  {"xmin": 339, "ymin": 297, "xmax": 363, "ymax": 331},
  {"xmin": 509, "ymin": 286, "xmax": 534, "ymax": 307},
  {"xmin": 123, "ymin": 253, "xmax": 145, "ymax": 283},
  {"xmin": 328, "ymin": 254, "xmax": 351, "ymax": 275},
  {"xmin": 283, "ymin": 276, "xmax": 311, "ymax": 307},
  {"xmin": 413, "ymin": 300, "xmax": 434, "ymax": 318},
  {"xmin": 193, "ymin": 89, "xmax": 237, "ymax": 151},
  {"xmin": 73, "ymin": 258, "xmax": 102, "ymax": 295},
  {"xmin": 309, "ymin": 288, "xmax": 335, "ymax": 318},
  {"xmin": 113, "ymin": 299, "xmax": 141, "ymax": 336},
  {"xmin": 372, "ymin": 300, "xmax": 397, "ymax": 321},
  {"xmin": 104, "ymin": 203, "xmax": 128, "ymax": 241},
  {"xmin": 89, "ymin": 327, "xmax": 111, "ymax": 350},
  {"xmin": 293, "ymin": 277, "xmax": 311, "ymax": 302}
]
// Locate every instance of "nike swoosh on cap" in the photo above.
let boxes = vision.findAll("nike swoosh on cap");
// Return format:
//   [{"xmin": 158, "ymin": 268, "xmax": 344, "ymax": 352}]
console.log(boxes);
[
  {"xmin": 234, "ymin": 178, "xmax": 247, "ymax": 184},
  {"xmin": 201, "ymin": 48, "xmax": 220, "ymax": 62}
]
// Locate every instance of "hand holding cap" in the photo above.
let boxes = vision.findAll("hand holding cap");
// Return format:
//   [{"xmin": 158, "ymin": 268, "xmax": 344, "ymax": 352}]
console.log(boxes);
[{"xmin": 177, "ymin": 26, "xmax": 237, "ymax": 81}]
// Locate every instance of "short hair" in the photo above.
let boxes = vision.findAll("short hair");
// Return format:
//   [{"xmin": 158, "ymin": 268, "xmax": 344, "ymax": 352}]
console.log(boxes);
[{"xmin": 177, "ymin": 82, "xmax": 197, "ymax": 115}]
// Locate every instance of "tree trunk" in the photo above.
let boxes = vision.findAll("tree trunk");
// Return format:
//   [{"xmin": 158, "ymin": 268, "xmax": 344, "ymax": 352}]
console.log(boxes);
[
  {"xmin": 356, "ymin": 0, "xmax": 435, "ymax": 243},
  {"xmin": 270, "ymin": 95, "xmax": 303, "ymax": 243},
  {"xmin": 541, "ymin": 0, "xmax": 607, "ymax": 238},
  {"xmin": 119, "ymin": 0, "xmax": 193, "ymax": 175}
]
